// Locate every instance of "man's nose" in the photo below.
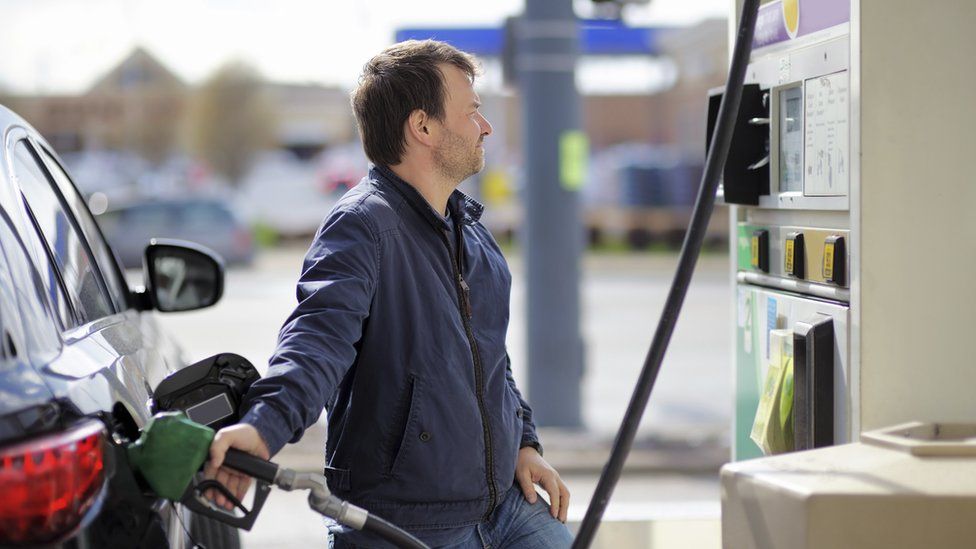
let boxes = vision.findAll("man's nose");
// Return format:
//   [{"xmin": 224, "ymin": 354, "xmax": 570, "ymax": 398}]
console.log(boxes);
[{"xmin": 479, "ymin": 113, "xmax": 493, "ymax": 137}]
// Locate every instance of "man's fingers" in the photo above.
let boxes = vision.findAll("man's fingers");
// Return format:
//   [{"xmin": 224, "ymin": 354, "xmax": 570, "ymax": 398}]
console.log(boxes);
[
  {"xmin": 558, "ymin": 479, "xmax": 570, "ymax": 523},
  {"xmin": 540, "ymin": 474, "xmax": 560, "ymax": 519},
  {"xmin": 204, "ymin": 424, "xmax": 270, "ymax": 510},
  {"xmin": 224, "ymin": 470, "xmax": 241, "ymax": 511},
  {"xmin": 205, "ymin": 432, "xmax": 230, "ymax": 479},
  {"xmin": 215, "ymin": 469, "xmax": 233, "ymax": 509},
  {"xmin": 517, "ymin": 469, "xmax": 537, "ymax": 503},
  {"xmin": 227, "ymin": 470, "xmax": 254, "ymax": 508},
  {"xmin": 236, "ymin": 475, "xmax": 253, "ymax": 504}
]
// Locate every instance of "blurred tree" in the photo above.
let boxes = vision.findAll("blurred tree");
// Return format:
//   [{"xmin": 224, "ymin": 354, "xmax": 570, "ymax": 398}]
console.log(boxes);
[
  {"xmin": 186, "ymin": 61, "xmax": 275, "ymax": 186},
  {"xmin": 129, "ymin": 88, "xmax": 185, "ymax": 166}
]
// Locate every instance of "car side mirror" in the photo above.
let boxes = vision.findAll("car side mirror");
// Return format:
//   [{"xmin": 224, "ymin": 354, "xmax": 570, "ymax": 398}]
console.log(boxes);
[{"xmin": 143, "ymin": 239, "xmax": 224, "ymax": 312}]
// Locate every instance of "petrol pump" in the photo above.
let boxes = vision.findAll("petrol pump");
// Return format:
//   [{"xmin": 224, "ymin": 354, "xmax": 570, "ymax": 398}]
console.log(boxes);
[
  {"xmin": 717, "ymin": 0, "xmax": 976, "ymax": 461},
  {"xmin": 716, "ymin": 0, "xmax": 856, "ymax": 461},
  {"xmin": 717, "ymin": 1, "xmax": 976, "ymax": 547}
]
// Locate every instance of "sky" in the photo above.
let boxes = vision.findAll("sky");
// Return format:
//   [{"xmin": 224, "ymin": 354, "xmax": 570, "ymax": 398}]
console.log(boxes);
[{"xmin": 0, "ymin": 0, "xmax": 727, "ymax": 95}]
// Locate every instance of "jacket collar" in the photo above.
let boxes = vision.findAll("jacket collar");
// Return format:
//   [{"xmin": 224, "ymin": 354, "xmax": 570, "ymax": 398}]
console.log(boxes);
[{"xmin": 371, "ymin": 165, "xmax": 484, "ymax": 230}]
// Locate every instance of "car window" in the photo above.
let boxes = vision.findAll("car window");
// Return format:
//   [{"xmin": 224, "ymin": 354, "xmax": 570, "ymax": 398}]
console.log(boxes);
[
  {"xmin": 6, "ymin": 175, "xmax": 73, "ymax": 330},
  {"xmin": 12, "ymin": 141, "xmax": 114, "ymax": 326},
  {"xmin": 37, "ymin": 146, "xmax": 129, "ymax": 310},
  {"xmin": 0, "ymin": 206, "xmax": 62, "ymax": 359},
  {"xmin": 182, "ymin": 202, "xmax": 233, "ymax": 229},
  {"xmin": 120, "ymin": 203, "xmax": 172, "ymax": 232}
]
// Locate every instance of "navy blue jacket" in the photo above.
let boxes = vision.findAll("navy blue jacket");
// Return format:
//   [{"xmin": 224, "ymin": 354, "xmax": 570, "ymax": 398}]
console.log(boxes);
[{"xmin": 241, "ymin": 165, "xmax": 540, "ymax": 530}]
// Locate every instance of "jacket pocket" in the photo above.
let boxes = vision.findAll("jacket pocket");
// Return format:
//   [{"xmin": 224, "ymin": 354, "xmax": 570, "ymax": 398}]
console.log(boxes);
[
  {"xmin": 324, "ymin": 466, "xmax": 351, "ymax": 492},
  {"xmin": 386, "ymin": 375, "xmax": 418, "ymax": 477}
]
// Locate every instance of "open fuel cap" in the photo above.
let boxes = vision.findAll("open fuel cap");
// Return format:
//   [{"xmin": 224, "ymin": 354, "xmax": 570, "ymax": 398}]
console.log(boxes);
[{"xmin": 152, "ymin": 353, "xmax": 260, "ymax": 430}]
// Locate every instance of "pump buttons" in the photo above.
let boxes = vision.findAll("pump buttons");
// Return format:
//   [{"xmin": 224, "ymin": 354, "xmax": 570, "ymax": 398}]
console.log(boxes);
[
  {"xmin": 785, "ymin": 232, "xmax": 805, "ymax": 279},
  {"xmin": 822, "ymin": 235, "xmax": 846, "ymax": 286},
  {"xmin": 751, "ymin": 229, "xmax": 769, "ymax": 272}
]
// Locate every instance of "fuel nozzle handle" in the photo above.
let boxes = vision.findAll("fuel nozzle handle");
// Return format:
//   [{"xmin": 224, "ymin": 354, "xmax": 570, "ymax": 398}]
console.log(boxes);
[{"xmin": 222, "ymin": 447, "xmax": 280, "ymax": 484}]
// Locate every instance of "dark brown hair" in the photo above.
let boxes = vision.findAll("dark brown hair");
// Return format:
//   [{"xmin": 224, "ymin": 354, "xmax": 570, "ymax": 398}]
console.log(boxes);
[{"xmin": 351, "ymin": 40, "xmax": 478, "ymax": 166}]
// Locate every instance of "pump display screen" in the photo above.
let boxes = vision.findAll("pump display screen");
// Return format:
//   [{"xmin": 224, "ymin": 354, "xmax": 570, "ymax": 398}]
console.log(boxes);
[{"xmin": 779, "ymin": 86, "xmax": 803, "ymax": 192}]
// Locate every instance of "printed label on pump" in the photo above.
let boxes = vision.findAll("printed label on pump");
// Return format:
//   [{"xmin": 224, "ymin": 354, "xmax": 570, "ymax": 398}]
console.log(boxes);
[
  {"xmin": 804, "ymin": 71, "xmax": 849, "ymax": 196},
  {"xmin": 785, "ymin": 239, "xmax": 795, "ymax": 273}
]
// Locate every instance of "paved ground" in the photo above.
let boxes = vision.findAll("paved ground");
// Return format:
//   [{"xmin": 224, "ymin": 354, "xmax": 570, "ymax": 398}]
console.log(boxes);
[{"xmin": 156, "ymin": 245, "xmax": 732, "ymax": 548}]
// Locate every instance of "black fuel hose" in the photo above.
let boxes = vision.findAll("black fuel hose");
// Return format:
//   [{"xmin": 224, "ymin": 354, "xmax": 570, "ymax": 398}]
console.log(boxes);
[
  {"xmin": 362, "ymin": 514, "xmax": 429, "ymax": 549},
  {"xmin": 571, "ymin": 0, "xmax": 762, "ymax": 546},
  {"xmin": 221, "ymin": 448, "xmax": 429, "ymax": 548}
]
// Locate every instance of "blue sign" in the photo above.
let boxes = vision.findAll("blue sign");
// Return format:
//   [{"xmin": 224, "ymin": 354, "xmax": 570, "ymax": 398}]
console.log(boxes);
[
  {"xmin": 394, "ymin": 27, "xmax": 504, "ymax": 56},
  {"xmin": 395, "ymin": 20, "xmax": 671, "ymax": 57}
]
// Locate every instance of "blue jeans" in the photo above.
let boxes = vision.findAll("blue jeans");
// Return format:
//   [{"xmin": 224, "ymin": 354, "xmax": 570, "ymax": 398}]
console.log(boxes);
[{"xmin": 331, "ymin": 484, "xmax": 573, "ymax": 548}]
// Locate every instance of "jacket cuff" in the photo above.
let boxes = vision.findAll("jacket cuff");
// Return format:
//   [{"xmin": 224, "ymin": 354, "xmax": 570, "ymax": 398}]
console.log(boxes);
[
  {"xmin": 240, "ymin": 401, "xmax": 292, "ymax": 457},
  {"xmin": 520, "ymin": 438, "xmax": 543, "ymax": 457}
]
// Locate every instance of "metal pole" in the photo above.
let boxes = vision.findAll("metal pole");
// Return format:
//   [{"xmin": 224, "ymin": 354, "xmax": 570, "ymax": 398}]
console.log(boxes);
[{"xmin": 518, "ymin": 0, "xmax": 583, "ymax": 428}]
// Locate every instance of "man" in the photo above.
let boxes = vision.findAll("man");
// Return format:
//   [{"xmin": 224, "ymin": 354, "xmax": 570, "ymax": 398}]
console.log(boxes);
[{"xmin": 206, "ymin": 40, "xmax": 573, "ymax": 547}]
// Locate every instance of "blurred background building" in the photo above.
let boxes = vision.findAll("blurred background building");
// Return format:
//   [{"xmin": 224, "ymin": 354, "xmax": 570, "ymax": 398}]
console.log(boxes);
[{"xmin": 0, "ymin": 16, "xmax": 728, "ymax": 248}]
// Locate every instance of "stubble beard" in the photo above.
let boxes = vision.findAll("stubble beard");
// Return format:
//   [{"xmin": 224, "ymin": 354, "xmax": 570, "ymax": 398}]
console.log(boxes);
[{"xmin": 434, "ymin": 130, "xmax": 484, "ymax": 185}]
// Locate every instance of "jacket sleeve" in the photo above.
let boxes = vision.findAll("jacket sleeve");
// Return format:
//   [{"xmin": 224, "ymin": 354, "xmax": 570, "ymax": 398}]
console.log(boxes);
[
  {"xmin": 240, "ymin": 207, "xmax": 378, "ymax": 456},
  {"xmin": 505, "ymin": 353, "xmax": 543, "ymax": 456}
]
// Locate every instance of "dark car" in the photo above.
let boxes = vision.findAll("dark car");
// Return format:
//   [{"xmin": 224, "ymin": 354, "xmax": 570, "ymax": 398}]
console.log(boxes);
[
  {"xmin": 96, "ymin": 197, "xmax": 255, "ymax": 270},
  {"xmin": 0, "ymin": 105, "xmax": 240, "ymax": 547}
]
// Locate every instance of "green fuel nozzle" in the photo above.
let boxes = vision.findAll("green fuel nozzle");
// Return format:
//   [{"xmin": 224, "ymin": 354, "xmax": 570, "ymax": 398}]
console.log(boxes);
[
  {"xmin": 126, "ymin": 412, "xmax": 272, "ymax": 531},
  {"xmin": 126, "ymin": 412, "xmax": 214, "ymax": 500},
  {"xmin": 126, "ymin": 412, "xmax": 428, "ymax": 547}
]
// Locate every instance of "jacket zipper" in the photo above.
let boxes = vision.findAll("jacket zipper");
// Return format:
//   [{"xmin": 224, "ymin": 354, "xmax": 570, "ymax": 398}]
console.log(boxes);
[{"xmin": 441, "ymin": 223, "xmax": 497, "ymax": 520}]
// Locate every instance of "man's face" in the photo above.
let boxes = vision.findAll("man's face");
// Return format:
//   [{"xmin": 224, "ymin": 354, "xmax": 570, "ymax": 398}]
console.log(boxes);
[{"xmin": 431, "ymin": 63, "xmax": 493, "ymax": 184}]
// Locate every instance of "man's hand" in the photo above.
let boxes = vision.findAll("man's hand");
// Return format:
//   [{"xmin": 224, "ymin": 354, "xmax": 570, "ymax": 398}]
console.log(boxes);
[
  {"xmin": 515, "ymin": 446, "xmax": 570, "ymax": 523},
  {"xmin": 203, "ymin": 423, "xmax": 271, "ymax": 511}
]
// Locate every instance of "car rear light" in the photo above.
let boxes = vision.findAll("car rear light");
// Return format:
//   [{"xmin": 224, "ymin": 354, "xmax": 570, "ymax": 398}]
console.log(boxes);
[{"xmin": 0, "ymin": 420, "xmax": 107, "ymax": 545}]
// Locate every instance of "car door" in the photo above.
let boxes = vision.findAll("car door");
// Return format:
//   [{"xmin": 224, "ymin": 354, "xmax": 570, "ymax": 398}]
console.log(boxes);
[
  {"xmin": 18, "ymin": 135, "xmax": 185, "ymax": 406},
  {"xmin": 6, "ymin": 129, "xmax": 193, "ymax": 546},
  {"xmin": 6, "ymin": 132, "xmax": 188, "ymax": 545}
]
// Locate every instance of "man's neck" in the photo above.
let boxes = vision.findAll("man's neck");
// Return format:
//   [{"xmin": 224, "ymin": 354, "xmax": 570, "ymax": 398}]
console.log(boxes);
[{"xmin": 387, "ymin": 161, "xmax": 455, "ymax": 216}]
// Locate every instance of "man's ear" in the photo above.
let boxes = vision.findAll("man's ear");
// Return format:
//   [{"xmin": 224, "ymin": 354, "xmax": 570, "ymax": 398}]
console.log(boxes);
[{"xmin": 406, "ymin": 109, "xmax": 435, "ymax": 146}]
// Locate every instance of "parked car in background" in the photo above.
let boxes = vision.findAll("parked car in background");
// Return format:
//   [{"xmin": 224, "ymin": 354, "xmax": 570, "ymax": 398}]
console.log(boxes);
[
  {"xmin": 0, "ymin": 104, "xmax": 240, "ymax": 547},
  {"xmin": 234, "ymin": 149, "xmax": 337, "ymax": 239},
  {"xmin": 584, "ymin": 144, "xmax": 728, "ymax": 249},
  {"xmin": 97, "ymin": 197, "xmax": 255, "ymax": 269},
  {"xmin": 471, "ymin": 144, "xmax": 729, "ymax": 250}
]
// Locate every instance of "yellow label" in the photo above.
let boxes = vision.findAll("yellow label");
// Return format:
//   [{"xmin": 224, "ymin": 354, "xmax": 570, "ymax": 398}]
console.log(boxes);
[
  {"xmin": 559, "ymin": 131, "xmax": 588, "ymax": 191},
  {"xmin": 751, "ymin": 236, "xmax": 760, "ymax": 268},
  {"xmin": 785, "ymin": 239, "xmax": 795, "ymax": 274},
  {"xmin": 482, "ymin": 168, "xmax": 513, "ymax": 205},
  {"xmin": 823, "ymin": 241, "xmax": 835, "ymax": 279}
]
